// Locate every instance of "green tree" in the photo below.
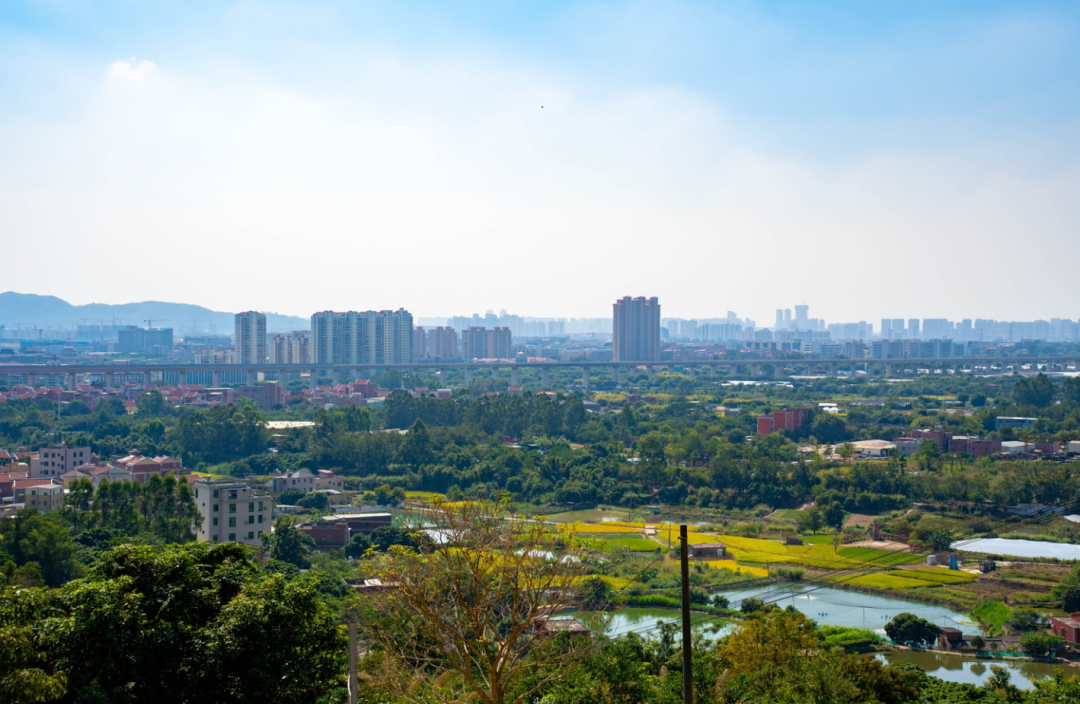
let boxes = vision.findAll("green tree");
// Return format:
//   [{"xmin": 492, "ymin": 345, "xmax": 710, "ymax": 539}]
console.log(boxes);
[
  {"xmin": 1019, "ymin": 632, "xmax": 1065, "ymax": 657},
  {"xmin": 0, "ymin": 588, "xmax": 66, "ymax": 704},
  {"xmin": 263, "ymin": 515, "xmax": 313, "ymax": 568},
  {"xmin": 884, "ymin": 612, "xmax": 940, "ymax": 648},
  {"xmin": 135, "ymin": 390, "xmax": 166, "ymax": 417},
  {"xmin": 0, "ymin": 509, "xmax": 80, "ymax": 587},
  {"xmin": 811, "ymin": 414, "xmax": 849, "ymax": 443},
  {"xmin": 824, "ymin": 502, "xmax": 845, "ymax": 532},
  {"xmin": 927, "ymin": 529, "xmax": 954, "ymax": 553},
  {"xmin": 1008, "ymin": 606, "xmax": 1042, "ymax": 632},
  {"xmin": 397, "ymin": 418, "xmax": 432, "ymax": 468},
  {"xmin": 198, "ymin": 574, "xmax": 345, "ymax": 703},
  {"xmin": 580, "ymin": 576, "xmax": 613, "ymax": 611},
  {"xmin": 1013, "ymin": 373, "xmax": 1054, "ymax": 407}
]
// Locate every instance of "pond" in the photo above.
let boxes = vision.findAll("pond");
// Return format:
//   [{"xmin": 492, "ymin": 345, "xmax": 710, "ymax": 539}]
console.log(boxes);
[
  {"xmin": 952, "ymin": 537, "xmax": 1080, "ymax": 560},
  {"xmin": 719, "ymin": 584, "xmax": 980, "ymax": 635},
  {"xmin": 543, "ymin": 508, "xmax": 634, "ymax": 523},
  {"xmin": 567, "ymin": 608, "xmax": 733, "ymax": 638},
  {"xmin": 877, "ymin": 651, "xmax": 1078, "ymax": 690}
]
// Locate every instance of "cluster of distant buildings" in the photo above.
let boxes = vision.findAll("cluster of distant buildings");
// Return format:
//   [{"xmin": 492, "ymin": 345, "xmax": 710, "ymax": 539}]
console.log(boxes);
[
  {"xmin": 757, "ymin": 408, "xmax": 1077, "ymax": 461},
  {"xmin": 0, "ymin": 443, "xmax": 184, "ymax": 515}
]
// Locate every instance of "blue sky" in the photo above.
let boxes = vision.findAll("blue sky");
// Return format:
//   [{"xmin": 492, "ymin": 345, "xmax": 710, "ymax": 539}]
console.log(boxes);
[{"xmin": 2, "ymin": 1, "xmax": 1079, "ymax": 322}]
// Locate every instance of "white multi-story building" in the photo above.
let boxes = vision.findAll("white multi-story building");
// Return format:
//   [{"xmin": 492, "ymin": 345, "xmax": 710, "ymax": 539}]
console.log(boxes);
[
  {"xmin": 192, "ymin": 480, "xmax": 274, "ymax": 546},
  {"xmin": 234, "ymin": 311, "xmax": 267, "ymax": 364},
  {"xmin": 310, "ymin": 309, "xmax": 413, "ymax": 365},
  {"xmin": 30, "ymin": 443, "xmax": 93, "ymax": 479}
]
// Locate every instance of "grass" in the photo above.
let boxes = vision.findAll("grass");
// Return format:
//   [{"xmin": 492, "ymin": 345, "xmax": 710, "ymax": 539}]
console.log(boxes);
[
  {"xmin": 840, "ymin": 573, "xmax": 939, "ymax": 589},
  {"xmin": 608, "ymin": 536, "xmax": 663, "ymax": 551},
  {"xmin": 771, "ymin": 509, "xmax": 806, "ymax": 520},
  {"xmin": 560, "ymin": 522, "xmax": 643, "ymax": 534},
  {"xmin": 899, "ymin": 569, "xmax": 975, "ymax": 585},
  {"xmin": 405, "ymin": 491, "xmax": 444, "ymax": 499},
  {"xmin": 720, "ymin": 535, "xmax": 918, "ymax": 570},
  {"xmin": 837, "ymin": 547, "xmax": 923, "ymax": 565},
  {"xmin": 972, "ymin": 599, "xmax": 1011, "ymax": 636},
  {"xmin": 703, "ymin": 562, "xmax": 770, "ymax": 579}
]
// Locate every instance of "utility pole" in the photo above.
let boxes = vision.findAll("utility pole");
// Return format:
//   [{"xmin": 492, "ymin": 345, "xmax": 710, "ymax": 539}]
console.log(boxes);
[
  {"xmin": 680, "ymin": 524, "xmax": 693, "ymax": 704},
  {"xmin": 348, "ymin": 620, "xmax": 358, "ymax": 704}
]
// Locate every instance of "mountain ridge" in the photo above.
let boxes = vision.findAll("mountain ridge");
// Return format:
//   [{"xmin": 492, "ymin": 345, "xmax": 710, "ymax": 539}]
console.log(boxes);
[{"xmin": 0, "ymin": 292, "xmax": 309, "ymax": 334}]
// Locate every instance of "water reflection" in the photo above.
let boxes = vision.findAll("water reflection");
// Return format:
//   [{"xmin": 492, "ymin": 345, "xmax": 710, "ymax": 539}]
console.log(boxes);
[{"xmin": 877, "ymin": 651, "xmax": 1077, "ymax": 690}]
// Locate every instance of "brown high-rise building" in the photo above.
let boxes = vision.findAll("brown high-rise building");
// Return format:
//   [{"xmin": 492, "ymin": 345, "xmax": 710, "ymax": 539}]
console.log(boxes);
[{"xmin": 613, "ymin": 296, "xmax": 660, "ymax": 361}]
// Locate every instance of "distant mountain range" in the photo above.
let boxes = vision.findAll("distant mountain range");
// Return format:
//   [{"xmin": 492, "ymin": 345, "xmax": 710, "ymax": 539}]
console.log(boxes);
[{"xmin": 0, "ymin": 292, "xmax": 309, "ymax": 335}]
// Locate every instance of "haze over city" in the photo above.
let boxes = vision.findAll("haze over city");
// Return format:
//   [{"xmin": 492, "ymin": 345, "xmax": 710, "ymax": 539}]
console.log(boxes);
[{"xmin": 2, "ymin": 1, "xmax": 1080, "ymax": 322}]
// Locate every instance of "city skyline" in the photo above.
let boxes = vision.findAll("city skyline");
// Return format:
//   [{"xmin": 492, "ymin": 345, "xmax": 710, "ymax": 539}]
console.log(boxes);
[{"xmin": 2, "ymin": 1, "xmax": 1080, "ymax": 321}]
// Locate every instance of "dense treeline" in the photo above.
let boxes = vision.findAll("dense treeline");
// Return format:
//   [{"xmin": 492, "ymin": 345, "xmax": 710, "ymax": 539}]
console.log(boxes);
[{"xmin": 1, "ymin": 542, "xmax": 344, "ymax": 704}]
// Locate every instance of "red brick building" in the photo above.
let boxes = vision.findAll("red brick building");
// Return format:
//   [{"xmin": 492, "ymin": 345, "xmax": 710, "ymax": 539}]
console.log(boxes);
[
  {"xmin": 1050, "ymin": 614, "xmax": 1080, "ymax": 643},
  {"xmin": 756, "ymin": 408, "xmax": 810, "ymax": 436}
]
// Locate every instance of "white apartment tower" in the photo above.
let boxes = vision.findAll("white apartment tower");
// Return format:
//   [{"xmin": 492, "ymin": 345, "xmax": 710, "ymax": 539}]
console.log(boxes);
[
  {"xmin": 310, "ymin": 309, "xmax": 414, "ymax": 365},
  {"xmin": 612, "ymin": 296, "xmax": 660, "ymax": 361},
  {"xmin": 234, "ymin": 311, "xmax": 267, "ymax": 364}
]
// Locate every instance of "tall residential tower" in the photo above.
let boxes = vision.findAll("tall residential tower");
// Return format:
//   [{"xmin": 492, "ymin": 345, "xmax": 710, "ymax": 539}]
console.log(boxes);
[
  {"xmin": 612, "ymin": 296, "xmax": 660, "ymax": 361},
  {"xmin": 234, "ymin": 312, "xmax": 267, "ymax": 364}
]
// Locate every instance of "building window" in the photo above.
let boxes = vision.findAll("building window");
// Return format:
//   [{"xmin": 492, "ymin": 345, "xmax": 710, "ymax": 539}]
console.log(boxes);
[
  {"xmin": 213, "ymin": 489, "xmax": 219, "ymax": 498},
  {"xmin": 213, "ymin": 503, "xmax": 218, "ymax": 512},
  {"xmin": 258, "ymin": 502, "xmax": 264, "ymax": 511},
  {"xmin": 228, "ymin": 533, "xmax": 235, "ymax": 541},
  {"xmin": 247, "ymin": 515, "xmax": 254, "ymax": 524},
  {"xmin": 248, "ymin": 502, "xmax": 254, "ymax": 512},
  {"xmin": 229, "ymin": 504, "xmax": 236, "ymax": 513},
  {"xmin": 247, "ymin": 532, "xmax": 254, "ymax": 540},
  {"xmin": 229, "ymin": 517, "xmax": 236, "ymax": 527},
  {"xmin": 213, "ymin": 517, "xmax": 218, "ymax": 526},
  {"xmin": 194, "ymin": 488, "xmax": 199, "ymax": 498},
  {"xmin": 258, "ymin": 515, "xmax": 263, "ymax": 524}
]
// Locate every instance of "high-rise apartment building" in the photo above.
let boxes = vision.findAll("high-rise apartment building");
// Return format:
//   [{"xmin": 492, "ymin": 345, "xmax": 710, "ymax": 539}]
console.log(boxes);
[
  {"xmin": 794, "ymin": 305, "xmax": 809, "ymax": 330},
  {"xmin": 234, "ymin": 311, "xmax": 267, "ymax": 364},
  {"xmin": 310, "ymin": 309, "xmax": 413, "ymax": 365},
  {"xmin": 269, "ymin": 331, "xmax": 311, "ymax": 365},
  {"xmin": 612, "ymin": 296, "xmax": 660, "ymax": 361},
  {"xmin": 426, "ymin": 326, "xmax": 460, "ymax": 359},
  {"xmin": 461, "ymin": 327, "xmax": 512, "ymax": 360}
]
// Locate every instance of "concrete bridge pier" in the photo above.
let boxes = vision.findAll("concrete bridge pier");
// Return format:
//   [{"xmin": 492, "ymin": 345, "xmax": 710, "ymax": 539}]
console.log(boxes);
[
  {"xmin": 213, "ymin": 370, "xmax": 222, "ymax": 387},
  {"xmin": 511, "ymin": 367, "xmax": 519, "ymax": 386},
  {"xmin": 884, "ymin": 363, "xmax": 892, "ymax": 378},
  {"xmin": 67, "ymin": 372, "xmax": 77, "ymax": 390},
  {"xmin": 541, "ymin": 367, "xmax": 550, "ymax": 387},
  {"xmin": 143, "ymin": 371, "xmax": 152, "ymax": 387},
  {"xmin": 775, "ymin": 364, "xmax": 784, "ymax": 379},
  {"xmin": 247, "ymin": 370, "xmax": 257, "ymax": 386},
  {"xmin": 687, "ymin": 366, "xmax": 696, "ymax": 378},
  {"xmin": 612, "ymin": 366, "xmax": 620, "ymax": 385},
  {"xmin": 104, "ymin": 372, "xmax": 114, "ymax": 390},
  {"xmin": 309, "ymin": 369, "xmax": 319, "ymax": 390},
  {"xmin": 439, "ymin": 369, "xmax": 447, "ymax": 386},
  {"xmin": 491, "ymin": 366, "xmax": 499, "ymax": 380},
  {"xmin": 331, "ymin": 369, "xmax": 342, "ymax": 386},
  {"xmin": 178, "ymin": 371, "xmax": 187, "ymax": 386},
  {"xmin": 582, "ymin": 367, "xmax": 590, "ymax": 389},
  {"xmin": 464, "ymin": 367, "xmax": 473, "ymax": 386}
]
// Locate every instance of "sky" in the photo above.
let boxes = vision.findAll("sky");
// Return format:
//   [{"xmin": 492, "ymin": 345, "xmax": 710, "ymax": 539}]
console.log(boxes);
[{"xmin": 1, "ymin": 0, "xmax": 1079, "ymax": 325}]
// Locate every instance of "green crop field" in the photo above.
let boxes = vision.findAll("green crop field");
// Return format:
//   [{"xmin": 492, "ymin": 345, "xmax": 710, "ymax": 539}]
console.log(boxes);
[
  {"xmin": 837, "ymin": 547, "xmax": 923, "ymax": 565},
  {"xmin": 840, "ymin": 573, "xmax": 939, "ymax": 590},
  {"xmin": 897, "ymin": 569, "xmax": 975, "ymax": 584},
  {"xmin": 609, "ymin": 536, "xmax": 663, "ymax": 551},
  {"xmin": 772, "ymin": 509, "xmax": 805, "ymax": 520}
]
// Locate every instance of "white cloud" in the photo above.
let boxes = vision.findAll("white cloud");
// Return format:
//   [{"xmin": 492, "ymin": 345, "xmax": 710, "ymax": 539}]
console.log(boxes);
[
  {"xmin": 0, "ymin": 41, "xmax": 1077, "ymax": 325},
  {"xmin": 106, "ymin": 57, "xmax": 159, "ymax": 81}
]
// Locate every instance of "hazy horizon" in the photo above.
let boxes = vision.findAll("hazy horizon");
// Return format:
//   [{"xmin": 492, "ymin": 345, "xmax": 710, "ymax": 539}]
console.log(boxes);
[{"xmin": 2, "ymin": 1, "xmax": 1079, "ymax": 324}]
